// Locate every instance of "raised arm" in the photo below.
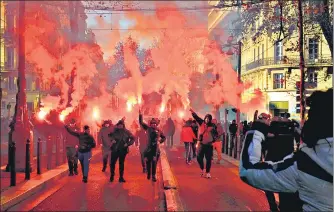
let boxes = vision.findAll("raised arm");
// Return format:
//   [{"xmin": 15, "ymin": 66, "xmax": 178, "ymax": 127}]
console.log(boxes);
[
  {"xmin": 139, "ymin": 110, "xmax": 149, "ymax": 130},
  {"xmin": 239, "ymin": 130, "xmax": 299, "ymax": 193},
  {"xmin": 65, "ymin": 125, "xmax": 80, "ymax": 137},
  {"xmin": 190, "ymin": 109, "xmax": 203, "ymax": 125}
]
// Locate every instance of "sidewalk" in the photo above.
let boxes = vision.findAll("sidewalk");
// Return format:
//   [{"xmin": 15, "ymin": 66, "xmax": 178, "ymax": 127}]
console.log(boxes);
[
  {"xmin": 165, "ymin": 146, "xmax": 270, "ymax": 211},
  {"xmin": 1, "ymin": 149, "xmax": 101, "ymax": 211}
]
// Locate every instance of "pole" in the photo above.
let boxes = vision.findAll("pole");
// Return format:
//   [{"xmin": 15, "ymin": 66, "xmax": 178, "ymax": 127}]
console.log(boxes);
[
  {"xmin": 25, "ymin": 139, "xmax": 31, "ymax": 180},
  {"xmin": 10, "ymin": 142, "xmax": 16, "ymax": 186},
  {"xmin": 235, "ymin": 41, "xmax": 242, "ymax": 159},
  {"xmin": 297, "ymin": 0, "xmax": 306, "ymax": 124},
  {"xmin": 37, "ymin": 138, "xmax": 41, "ymax": 174}
]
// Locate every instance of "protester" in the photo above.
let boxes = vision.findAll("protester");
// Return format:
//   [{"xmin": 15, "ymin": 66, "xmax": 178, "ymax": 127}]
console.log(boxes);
[
  {"xmin": 64, "ymin": 118, "xmax": 79, "ymax": 176},
  {"xmin": 229, "ymin": 120, "xmax": 237, "ymax": 155},
  {"xmin": 137, "ymin": 126, "xmax": 148, "ymax": 173},
  {"xmin": 181, "ymin": 120, "xmax": 197, "ymax": 164},
  {"xmin": 190, "ymin": 120, "xmax": 198, "ymax": 159},
  {"xmin": 139, "ymin": 109, "xmax": 166, "ymax": 182},
  {"xmin": 190, "ymin": 108, "xmax": 218, "ymax": 178},
  {"xmin": 163, "ymin": 117, "xmax": 175, "ymax": 148},
  {"xmin": 212, "ymin": 119, "xmax": 223, "ymax": 164},
  {"xmin": 239, "ymin": 88, "xmax": 333, "ymax": 211},
  {"xmin": 98, "ymin": 120, "xmax": 114, "ymax": 172},
  {"xmin": 65, "ymin": 124, "xmax": 96, "ymax": 183},
  {"xmin": 108, "ymin": 120, "xmax": 135, "ymax": 183}
]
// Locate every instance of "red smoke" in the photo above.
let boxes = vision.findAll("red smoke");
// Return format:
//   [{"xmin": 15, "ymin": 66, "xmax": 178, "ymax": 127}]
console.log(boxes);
[{"xmin": 19, "ymin": 2, "xmax": 263, "ymax": 133}]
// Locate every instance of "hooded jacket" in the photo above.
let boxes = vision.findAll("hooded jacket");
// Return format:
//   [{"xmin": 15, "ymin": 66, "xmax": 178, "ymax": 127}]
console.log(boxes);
[
  {"xmin": 108, "ymin": 127, "xmax": 135, "ymax": 153},
  {"xmin": 98, "ymin": 125, "xmax": 114, "ymax": 149},
  {"xmin": 65, "ymin": 125, "xmax": 79, "ymax": 147},
  {"xmin": 191, "ymin": 112, "xmax": 218, "ymax": 145},
  {"xmin": 65, "ymin": 126, "xmax": 96, "ymax": 153},
  {"xmin": 239, "ymin": 126, "xmax": 333, "ymax": 211},
  {"xmin": 139, "ymin": 114, "xmax": 166, "ymax": 155},
  {"xmin": 181, "ymin": 121, "xmax": 197, "ymax": 143}
]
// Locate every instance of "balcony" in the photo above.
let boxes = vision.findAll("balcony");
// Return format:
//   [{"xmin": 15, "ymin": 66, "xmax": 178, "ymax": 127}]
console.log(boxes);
[{"xmin": 242, "ymin": 55, "xmax": 333, "ymax": 72}]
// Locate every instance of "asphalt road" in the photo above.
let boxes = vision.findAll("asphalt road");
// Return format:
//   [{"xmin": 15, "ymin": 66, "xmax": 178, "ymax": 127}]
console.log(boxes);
[
  {"xmin": 166, "ymin": 146, "xmax": 270, "ymax": 211},
  {"xmin": 10, "ymin": 148, "xmax": 165, "ymax": 211}
]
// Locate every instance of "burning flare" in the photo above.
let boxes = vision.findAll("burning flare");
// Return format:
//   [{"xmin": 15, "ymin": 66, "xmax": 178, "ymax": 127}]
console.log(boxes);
[
  {"xmin": 92, "ymin": 107, "xmax": 100, "ymax": 120},
  {"xmin": 37, "ymin": 110, "xmax": 47, "ymax": 120}
]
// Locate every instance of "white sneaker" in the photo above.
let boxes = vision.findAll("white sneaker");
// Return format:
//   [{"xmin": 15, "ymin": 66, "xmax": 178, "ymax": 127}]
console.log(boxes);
[
  {"xmin": 200, "ymin": 170, "xmax": 205, "ymax": 177},
  {"xmin": 206, "ymin": 173, "xmax": 211, "ymax": 179}
]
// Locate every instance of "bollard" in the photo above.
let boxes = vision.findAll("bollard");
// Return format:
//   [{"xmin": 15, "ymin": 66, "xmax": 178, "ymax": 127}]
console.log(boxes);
[
  {"xmin": 234, "ymin": 136, "xmax": 238, "ymax": 159},
  {"xmin": 55, "ymin": 136, "xmax": 59, "ymax": 166},
  {"xmin": 10, "ymin": 142, "xmax": 16, "ymax": 186},
  {"xmin": 37, "ymin": 138, "xmax": 41, "ymax": 174},
  {"xmin": 25, "ymin": 139, "xmax": 31, "ymax": 180},
  {"xmin": 47, "ymin": 136, "xmax": 52, "ymax": 170}
]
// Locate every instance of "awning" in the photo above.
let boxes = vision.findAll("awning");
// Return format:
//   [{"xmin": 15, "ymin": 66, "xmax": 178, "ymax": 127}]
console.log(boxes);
[{"xmin": 269, "ymin": 101, "xmax": 289, "ymax": 110}]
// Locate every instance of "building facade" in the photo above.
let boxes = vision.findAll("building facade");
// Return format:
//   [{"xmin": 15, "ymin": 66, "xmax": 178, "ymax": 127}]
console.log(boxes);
[
  {"xmin": 240, "ymin": 9, "xmax": 333, "ymax": 120},
  {"xmin": 0, "ymin": 1, "xmax": 88, "ymax": 119}
]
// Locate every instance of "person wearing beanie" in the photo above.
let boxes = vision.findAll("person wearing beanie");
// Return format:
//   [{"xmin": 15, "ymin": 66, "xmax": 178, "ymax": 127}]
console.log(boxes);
[
  {"xmin": 98, "ymin": 120, "xmax": 114, "ymax": 172},
  {"xmin": 189, "ymin": 108, "xmax": 218, "ymax": 179},
  {"xmin": 108, "ymin": 120, "xmax": 135, "ymax": 183},
  {"xmin": 139, "ymin": 109, "xmax": 166, "ymax": 182},
  {"xmin": 64, "ymin": 124, "xmax": 96, "ymax": 183}
]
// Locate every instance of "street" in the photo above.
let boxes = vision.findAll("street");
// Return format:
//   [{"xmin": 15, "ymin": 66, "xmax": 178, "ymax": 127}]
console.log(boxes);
[
  {"xmin": 166, "ymin": 146, "xmax": 270, "ymax": 211},
  {"xmin": 9, "ymin": 149, "xmax": 165, "ymax": 211}
]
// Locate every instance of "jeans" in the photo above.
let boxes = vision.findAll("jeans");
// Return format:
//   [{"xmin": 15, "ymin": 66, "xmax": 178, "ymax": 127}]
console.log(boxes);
[
  {"xmin": 110, "ymin": 151, "xmax": 127, "ymax": 178},
  {"xmin": 184, "ymin": 142, "xmax": 192, "ymax": 162},
  {"xmin": 191, "ymin": 141, "xmax": 197, "ymax": 157},
  {"xmin": 167, "ymin": 135, "xmax": 174, "ymax": 147},
  {"xmin": 197, "ymin": 144, "xmax": 213, "ymax": 173},
  {"xmin": 265, "ymin": 191, "xmax": 279, "ymax": 211},
  {"xmin": 102, "ymin": 147, "xmax": 111, "ymax": 168},
  {"xmin": 140, "ymin": 150, "xmax": 146, "ymax": 169},
  {"xmin": 78, "ymin": 151, "xmax": 92, "ymax": 177},
  {"xmin": 146, "ymin": 152, "xmax": 160, "ymax": 178},
  {"xmin": 66, "ymin": 147, "xmax": 78, "ymax": 174},
  {"xmin": 212, "ymin": 141, "xmax": 222, "ymax": 162}
]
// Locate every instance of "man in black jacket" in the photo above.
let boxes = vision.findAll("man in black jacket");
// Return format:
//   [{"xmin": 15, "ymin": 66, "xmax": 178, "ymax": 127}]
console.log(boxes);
[
  {"xmin": 190, "ymin": 120, "xmax": 198, "ymax": 158},
  {"xmin": 139, "ymin": 109, "xmax": 166, "ymax": 182},
  {"xmin": 108, "ymin": 120, "xmax": 135, "ymax": 183},
  {"xmin": 190, "ymin": 108, "xmax": 218, "ymax": 179},
  {"xmin": 65, "ymin": 125, "xmax": 96, "ymax": 183}
]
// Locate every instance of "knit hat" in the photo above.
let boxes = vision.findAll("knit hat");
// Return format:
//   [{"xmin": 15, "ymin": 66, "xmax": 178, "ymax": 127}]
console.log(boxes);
[{"xmin": 116, "ymin": 120, "xmax": 125, "ymax": 126}]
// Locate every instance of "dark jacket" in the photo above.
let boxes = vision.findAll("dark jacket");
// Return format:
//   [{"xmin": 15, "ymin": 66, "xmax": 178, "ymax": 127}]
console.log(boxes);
[
  {"xmin": 65, "ymin": 125, "xmax": 79, "ymax": 147},
  {"xmin": 191, "ymin": 112, "xmax": 218, "ymax": 145},
  {"xmin": 108, "ymin": 128, "xmax": 135, "ymax": 153},
  {"xmin": 229, "ymin": 123, "xmax": 238, "ymax": 135},
  {"xmin": 98, "ymin": 125, "xmax": 114, "ymax": 149},
  {"xmin": 139, "ymin": 114, "xmax": 166, "ymax": 156},
  {"xmin": 65, "ymin": 126, "xmax": 96, "ymax": 153}
]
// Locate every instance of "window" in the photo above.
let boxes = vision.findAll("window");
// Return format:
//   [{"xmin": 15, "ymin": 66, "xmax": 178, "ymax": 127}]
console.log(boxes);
[
  {"xmin": 308, "ymin": 71, "xmax": 318, "ymax": 83},
  {"xmin": 254, "ymin": 48, "xmax": 256, "ymax": 61},
  {"xmin": 1, "ymin": 101, "xmax": 5, "ymax": 109},
  {"xmin": 275, "ymin": 41, "xmax": 283, "ymax": 61},
  {"xmin": 5, "ymin": 47, "xmax": 14, "ymax": 68},
  {"xmin": 27, "ymin": 102, "xmax": 34, "ymax": 113},
  {"xmin": 262, "ymin": 44, "xmax": 265, "ymax": 60},
  {"xmin": 258, "ymin": 46, "xmax": 260, "ymax": 60},
  {"xmin": 309, "ymin": 38, "xmax": 318, "ymax": 60},
  {"xmin": 273, "ymin": 73, "xmax": 284, "ymax": 89},
  {"xmin": 8, "ymin": 76, "xmax": 15, "ymax": 91}
]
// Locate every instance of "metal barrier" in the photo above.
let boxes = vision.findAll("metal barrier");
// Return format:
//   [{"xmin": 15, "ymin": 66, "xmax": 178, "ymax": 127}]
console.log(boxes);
[
  {"xmin": 25, "ymin": 139, "xmax": 31, "ymax": 180},
  {"xmin": 10, "ymin": 141, "xmax": 16, "ymax": 186}
]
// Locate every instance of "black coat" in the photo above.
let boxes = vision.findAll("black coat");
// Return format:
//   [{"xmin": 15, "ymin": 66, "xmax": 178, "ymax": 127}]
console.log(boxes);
[{"xmin": 108, "ymin": 128, "xmax": 135, "ymax": 153}]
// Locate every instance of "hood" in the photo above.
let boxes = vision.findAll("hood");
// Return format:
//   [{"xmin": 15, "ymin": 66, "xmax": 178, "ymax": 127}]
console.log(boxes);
[
  {"xmin": 204, "ymin": 114, "xmax": 212, "ymax": 124},
  {"xmin": 301, "ymin": 137, "xmax": 333, "ymax": 176}
]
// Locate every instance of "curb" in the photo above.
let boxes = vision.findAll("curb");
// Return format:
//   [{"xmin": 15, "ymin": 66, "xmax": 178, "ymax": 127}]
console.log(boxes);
[
  {"xmin": 1, "ymin": 150, "xmax": 101, "ymax": 211},
  {"xmin": 159, "ymin": 147, "xmax": 184, "ymax": 211}
]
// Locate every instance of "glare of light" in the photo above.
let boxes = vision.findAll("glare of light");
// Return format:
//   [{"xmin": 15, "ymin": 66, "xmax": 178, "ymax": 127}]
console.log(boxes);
[
  {"xmin": 59, "ymin": 114, "xmax": 65, "ymax": 122},
  {"xmin": 92, "ymin": 107, "xmax": 100, "ymax": 120},
  {"xmin": 178, "ymin": 111, "xmax": 185, "ymax": 119},
  {"xmin": 37, "ymin": 110, "xmax": 47, "ymax": 120},
  {"xmin": 160, "ymin": 104, "xmax": 165, "ymax": 113},
  {"xmin": 138, "ymin": 96, "xmax": 142, "ymax": 105},
  {"xmin": 127, "ymin": 101, "xmax": 132, "ymax": 112}
]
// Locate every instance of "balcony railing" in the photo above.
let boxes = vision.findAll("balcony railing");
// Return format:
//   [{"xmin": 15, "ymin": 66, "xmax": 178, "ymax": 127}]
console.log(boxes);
[{"xmin": 243, "ymin": 55, "xmax": 333, "ymax": 72}]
